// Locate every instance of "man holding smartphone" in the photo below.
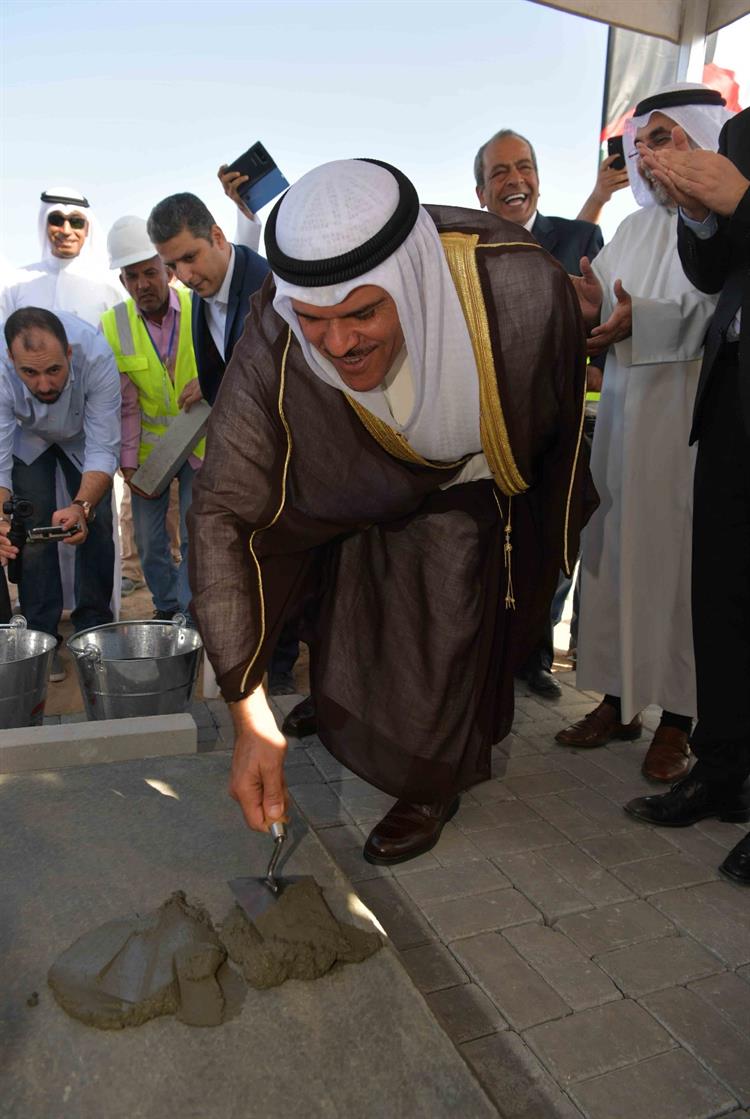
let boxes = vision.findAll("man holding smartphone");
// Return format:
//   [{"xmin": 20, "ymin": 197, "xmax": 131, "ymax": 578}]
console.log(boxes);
[{"xmin": 0, "ymin": 307, "xmax": 120, "ymax": 679}]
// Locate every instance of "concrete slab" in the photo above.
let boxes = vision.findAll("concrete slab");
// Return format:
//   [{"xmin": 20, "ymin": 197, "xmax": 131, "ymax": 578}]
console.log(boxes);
[
  {"xmin": 1, "ymin": 752, "xmax": 496, "ymax": 1119},
  {"xmin": 0, "ymin": 714, "xmax": 197, "ymax": 773},
  {"xmin": 130, "ymin": 400, "xmax": 211, "ymax": 497}
]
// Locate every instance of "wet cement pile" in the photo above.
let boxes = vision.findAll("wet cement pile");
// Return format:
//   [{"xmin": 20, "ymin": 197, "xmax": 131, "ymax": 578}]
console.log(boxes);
[
  {"xmin": 221, "ymin": 877, "xmax": 381, "ymax": 989},
  {"xmin": 48, "ymin": 881, "xmax": 380, "ymax": 1029},
  {"xmin": 48, "ymin": 892, "xmax": 241, "ymax": 1029}
]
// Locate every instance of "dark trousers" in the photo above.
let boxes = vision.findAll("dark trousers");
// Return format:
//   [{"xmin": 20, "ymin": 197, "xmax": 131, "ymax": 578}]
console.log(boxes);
[
  {"xmin": 523, "ymin": 568, "xmax": 577, "ymax": 671},
  {"xmin": 12, "ymin": 446, "xmax": 114, "ymax": 639},
  {"xmin": 690, "ymin": 346, "xmax": 750, "ymax": 787},
  {"xmin": 268, "ymin": 618, "xmax": 301, "ymax": 683}
]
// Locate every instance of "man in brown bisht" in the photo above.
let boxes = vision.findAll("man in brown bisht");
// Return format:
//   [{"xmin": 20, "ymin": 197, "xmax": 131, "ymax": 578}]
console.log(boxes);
[{"xmin": 189, "ymin": 158, "xmax": 592, "ymax": 865}]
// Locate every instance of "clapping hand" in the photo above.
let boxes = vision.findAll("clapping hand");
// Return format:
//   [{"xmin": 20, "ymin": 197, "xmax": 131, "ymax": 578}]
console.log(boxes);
[
  {"xmin": 569, "ymin": 256, "xmax": 603, "ymax": 328},
  {"xmin": 639, "ymin": 125, "xmax": 750, "ymax": 221},
  {"xmin": 587, "ymin": 279, "xmax": 632, "ymax": 356}
]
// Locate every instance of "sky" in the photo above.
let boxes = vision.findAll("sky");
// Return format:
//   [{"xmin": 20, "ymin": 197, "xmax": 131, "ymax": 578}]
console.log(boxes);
[{"xmin": 1, "ymin": 0, "xmax": 748, "ymax": 270}]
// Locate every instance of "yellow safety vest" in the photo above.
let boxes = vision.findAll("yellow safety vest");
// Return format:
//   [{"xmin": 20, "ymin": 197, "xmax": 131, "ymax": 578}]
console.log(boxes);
[{"xmin": 101, "ymin": 287, "xmax": 205, "ymax": 465}]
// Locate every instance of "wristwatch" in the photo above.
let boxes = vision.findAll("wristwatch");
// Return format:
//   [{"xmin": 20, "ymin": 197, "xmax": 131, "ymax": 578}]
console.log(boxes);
[{"xmin": 72, "ymin": 498, "xmax": 95, "ymax": 523}]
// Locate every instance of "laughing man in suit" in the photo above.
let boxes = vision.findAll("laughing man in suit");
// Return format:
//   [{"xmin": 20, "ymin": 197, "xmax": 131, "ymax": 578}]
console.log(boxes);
[{"xmin": 474, "ymin": 129, "xmax": 603, "ymax": 699}]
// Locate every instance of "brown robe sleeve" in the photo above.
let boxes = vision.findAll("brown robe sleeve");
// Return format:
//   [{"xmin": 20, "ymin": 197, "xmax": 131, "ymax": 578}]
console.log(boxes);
[{"xmin": 187, "ymin": 292, "xmax": 290, "ymax": 700}]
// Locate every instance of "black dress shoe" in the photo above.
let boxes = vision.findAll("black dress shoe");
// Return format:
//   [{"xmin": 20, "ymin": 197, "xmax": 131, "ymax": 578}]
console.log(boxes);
[
  {"xmin": 363, "ymin": 798, "xmax": 460, "ymax": 866},
  {"xmin": 268, "ymin": 672, "xmax": 297, "ymax": 697},
  {"xmin": 625, "ymin": 773, "xmax": 750, "ymax": 828},
  {"xmin": 281, "ymin": 695, "xmax": 317, "ymax": 737},
  {"xmin": 720, "ymin": 831, "xmax": 750, "ymax": 886},
  {"xmin": 525, "ymin": 665, "xmax": 562, "ymax": 699}
]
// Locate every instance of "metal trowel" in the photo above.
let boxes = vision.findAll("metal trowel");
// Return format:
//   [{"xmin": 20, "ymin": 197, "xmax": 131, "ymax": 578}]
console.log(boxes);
[{"xmin": 228, "ymin": 822, "xmax": 303, "ymax": 922}]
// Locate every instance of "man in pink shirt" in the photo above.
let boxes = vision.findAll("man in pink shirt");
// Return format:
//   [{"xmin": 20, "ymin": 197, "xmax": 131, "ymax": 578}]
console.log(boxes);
[{"xmin": 102, "ymin": 217, "xmax": 202, "ymax": 620}]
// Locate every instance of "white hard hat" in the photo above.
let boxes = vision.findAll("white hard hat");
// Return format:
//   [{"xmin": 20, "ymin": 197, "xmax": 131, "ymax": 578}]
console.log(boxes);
[{"xmin": 107, "ymin": 215, "xmax": 158, "ymax": 270}]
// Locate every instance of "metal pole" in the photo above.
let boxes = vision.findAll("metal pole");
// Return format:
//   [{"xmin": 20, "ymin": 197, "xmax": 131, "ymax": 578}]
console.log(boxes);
[{"xmin": 676, "ymin": 0, "xmax": 710, "ymax": 80}]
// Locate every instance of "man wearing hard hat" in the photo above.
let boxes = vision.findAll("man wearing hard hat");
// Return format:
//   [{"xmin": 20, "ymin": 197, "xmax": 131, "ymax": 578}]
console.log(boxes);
[{"xmin": 101, "ymin": 216, "xmax": 203, "ymax": 621}]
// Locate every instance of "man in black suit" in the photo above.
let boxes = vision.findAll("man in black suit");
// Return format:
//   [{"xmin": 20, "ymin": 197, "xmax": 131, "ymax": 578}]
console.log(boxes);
[
  {"xmin": 147, "ymin": 192, "xmax": 269, "ymax": 405},
  {"xmin": 474, "ymin": 128, "xmax": 603, "ymax": 698},
  {"xmin": 147, "ymin": 192, "xmax": 299, "ymax": 693},
  {"xmin": 624, "ymin": 108, "xmax": 750, "ymax": 885}
]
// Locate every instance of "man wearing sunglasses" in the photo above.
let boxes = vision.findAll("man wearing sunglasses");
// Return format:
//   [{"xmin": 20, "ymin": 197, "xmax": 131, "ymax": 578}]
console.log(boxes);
[{"xmin": 0, "ymin": 189, "xmax": 120, "ymax": 328}]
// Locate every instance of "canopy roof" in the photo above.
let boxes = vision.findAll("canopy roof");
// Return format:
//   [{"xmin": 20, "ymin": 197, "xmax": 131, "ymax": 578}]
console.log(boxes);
[{"xmin": 534, "ymin": 0, "xmax": 749, "ymax": 41}]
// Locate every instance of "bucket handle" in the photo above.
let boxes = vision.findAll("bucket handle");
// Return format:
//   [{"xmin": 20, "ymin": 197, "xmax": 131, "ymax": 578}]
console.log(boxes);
[
  {"xmin": 81, "ymin": 642, "xmax": 102, "ymax": 667},
  {"xmin": 0, "ymin": 614, "xmax": 27, "ymax": 632},
  {"xmin": 172, "ymin": 613, "xmax": 188, "ymax": 644}
]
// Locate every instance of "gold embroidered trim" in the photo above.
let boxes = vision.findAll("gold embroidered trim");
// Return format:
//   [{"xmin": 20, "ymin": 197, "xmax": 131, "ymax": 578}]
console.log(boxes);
[
  {"xmin": 439, "ymin": 232, "xmax": 527, "ymax": 497},
  {"xmin": 344, "ymin": 394, "xmax": 466, "ymax": 470},
  {"xmin": 240, "ymin": 328, "xmax": 294, "ymax": 693},
  {"xmin": 562, "ymin": 360, "xmax": 588, "ymax": 576},
  {"xmin": 477, "ymin": 241, "xmax": 545, "ymax": 252}
]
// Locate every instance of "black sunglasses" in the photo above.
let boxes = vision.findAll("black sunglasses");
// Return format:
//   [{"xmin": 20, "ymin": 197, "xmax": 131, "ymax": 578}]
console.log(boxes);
[{"xmin": 48, "ymin": 213, "xmax": 87, "ymax": 230}]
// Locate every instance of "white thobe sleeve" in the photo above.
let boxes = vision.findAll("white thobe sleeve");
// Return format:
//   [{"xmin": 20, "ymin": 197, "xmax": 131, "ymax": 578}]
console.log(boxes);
[
  {"xmin": 0, "ymin": 282, "xmax": 19, "ymax": 323},
  {"xmin": 622, "ymin": 289, "xmax": 718, "ymax": 367},
  {"xmin": 234, "ymin": 210, "xmax": 262, "ymax": 253}
]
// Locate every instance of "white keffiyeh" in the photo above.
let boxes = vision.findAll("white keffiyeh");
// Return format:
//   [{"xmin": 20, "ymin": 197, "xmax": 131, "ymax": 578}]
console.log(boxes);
[{"xmin": 271, "ymin": 159, "xmax": 481, "ymax": 463}]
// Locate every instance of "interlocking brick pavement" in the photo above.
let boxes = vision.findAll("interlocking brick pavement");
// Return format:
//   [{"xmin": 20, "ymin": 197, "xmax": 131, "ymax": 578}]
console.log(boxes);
[{"xmin": 258, "ymin": 671, "xmax": 750, "ymax": 1118}]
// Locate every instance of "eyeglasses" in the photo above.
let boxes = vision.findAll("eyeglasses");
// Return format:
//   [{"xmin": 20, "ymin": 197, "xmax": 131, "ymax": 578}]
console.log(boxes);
[
  {"xmin": 47, "ymin": 213, "xmax": 87, "ymax": 230},
  {"xmin": 629, "ymin": 133, "xmax": 672, "ymax": 159}
]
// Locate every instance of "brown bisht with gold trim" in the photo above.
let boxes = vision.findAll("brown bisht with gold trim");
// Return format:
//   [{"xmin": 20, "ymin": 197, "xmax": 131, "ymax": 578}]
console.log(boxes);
[{"xmin": 189, "ymin": 207, "xmax": 594, "ymax": 803}]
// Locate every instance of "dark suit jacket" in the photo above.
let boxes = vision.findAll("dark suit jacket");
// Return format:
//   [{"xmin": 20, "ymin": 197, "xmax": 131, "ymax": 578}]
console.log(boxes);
[
  {"xmin": 678, "ymin": 108, "xmax": 750, "ymax": 443},
  {"xmin": 532, "ymin": 212, "xmax": 605, "ymax": 371},
  {"xmin": 531, "ymin": 212, "xmax": 603, "ymax": 277},
  {"xmin": 192, "ymin": 242, "xmax": 270, "ymax": 405}
]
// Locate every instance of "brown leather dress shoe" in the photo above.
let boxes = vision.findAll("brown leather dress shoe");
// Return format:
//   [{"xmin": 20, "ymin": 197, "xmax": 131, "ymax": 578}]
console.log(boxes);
[
  {"xmin": 281, "ymin": 695, "xmax": 317, "ymax": 738},
  {"xmin": 555, "ymin": 701, "xmax": 642, "ymax": 748},
  {"xmin": 363, "ymin": 798, "xmax": 460, "ymax": 866},
  {"xmin": 642, "ymin": 726, "xmax": 691, "ymax": 783}
]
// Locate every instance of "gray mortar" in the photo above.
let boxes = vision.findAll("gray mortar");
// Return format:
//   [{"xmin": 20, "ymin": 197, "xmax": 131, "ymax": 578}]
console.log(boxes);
[
  {"xmin": 47, "ymin": 891, "xmax": 239, "ymax": 1029},
  {"xmin": 220, "ymin": 877, "xmax": 381, "ymax": 989},
  {"xmin": 47, "ymin": 880, "xmax": 380, "ymax": 1028}
]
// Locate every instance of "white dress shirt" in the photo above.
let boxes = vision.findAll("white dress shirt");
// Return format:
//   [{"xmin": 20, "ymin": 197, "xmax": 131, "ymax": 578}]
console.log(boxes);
[{"xmin": 203, "ymin": 245, "xmax": 236, "ymax": 360}]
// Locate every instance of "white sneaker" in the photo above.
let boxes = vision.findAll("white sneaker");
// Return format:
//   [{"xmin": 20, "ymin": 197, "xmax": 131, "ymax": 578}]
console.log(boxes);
[{"xmin": 49, "ymin": 650, "xmax": 66, "ymax": 683}]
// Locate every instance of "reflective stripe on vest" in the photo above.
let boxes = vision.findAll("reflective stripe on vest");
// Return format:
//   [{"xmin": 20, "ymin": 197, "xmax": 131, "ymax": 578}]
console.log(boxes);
[{"xmin": 114, "ymin": 301, "xmax": 137, "ymax": 357}]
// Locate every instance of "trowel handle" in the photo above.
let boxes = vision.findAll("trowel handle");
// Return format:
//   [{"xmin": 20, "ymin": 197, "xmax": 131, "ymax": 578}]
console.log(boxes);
[{"xmin": 265, "ymin": 821, "xmax": 287, "ymax": 885}]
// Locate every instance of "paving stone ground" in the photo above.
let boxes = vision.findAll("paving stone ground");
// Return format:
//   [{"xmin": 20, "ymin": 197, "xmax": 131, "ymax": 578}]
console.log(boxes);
[
  {"xmin": 272, "ymin": 669, "xmax": 750, "ymax": 1119},
  {"xmin": 45, "ymin": 667, "xmax": 750, "ymax": 1119}
]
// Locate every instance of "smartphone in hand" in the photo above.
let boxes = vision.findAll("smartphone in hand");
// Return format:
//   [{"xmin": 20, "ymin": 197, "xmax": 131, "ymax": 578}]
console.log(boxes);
[
  {"xmin": 226, "ymin": 142, "xmax": 290, "ymax": 212},
  {"xmin": 607, "ymin": 135, "xmax": 626, "ymax": 171}
]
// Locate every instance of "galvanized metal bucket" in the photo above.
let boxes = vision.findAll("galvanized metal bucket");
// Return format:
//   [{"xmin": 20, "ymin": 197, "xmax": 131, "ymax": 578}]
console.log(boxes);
[
  {"xmin": 67, "ymin": 615, "xmax": 203, "ymax": 721},
  {"xmin": 0, "ymin": 616, "xmax": 56, "ymax": 729}
]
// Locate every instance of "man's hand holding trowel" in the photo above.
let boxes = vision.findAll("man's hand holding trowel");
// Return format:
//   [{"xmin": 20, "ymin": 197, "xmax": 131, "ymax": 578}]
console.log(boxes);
[{"xmin": 229, "ymin": 686, "xmax": 290, "ymax": 832}]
